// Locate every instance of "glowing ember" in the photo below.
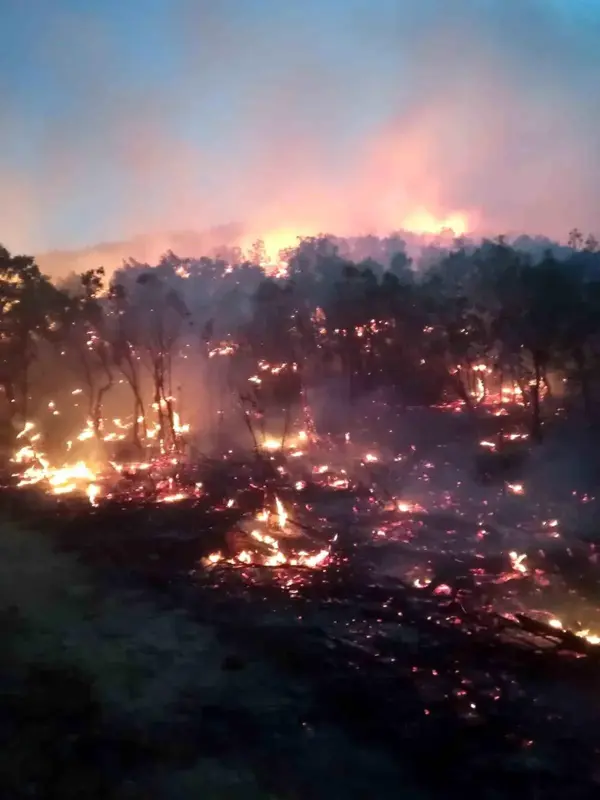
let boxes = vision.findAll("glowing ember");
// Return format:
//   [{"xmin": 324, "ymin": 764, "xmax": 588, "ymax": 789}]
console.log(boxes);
[
  {"xmin": 509, "ymin": 551, "xmax": 528, "ymax": 575},
  {"xmin": 396, "ymin": 501, "xmax": 421, "ymax": 513},
  {"xmin": 158, "ymin": 492, "xmax": 188, "ymax": 503}
]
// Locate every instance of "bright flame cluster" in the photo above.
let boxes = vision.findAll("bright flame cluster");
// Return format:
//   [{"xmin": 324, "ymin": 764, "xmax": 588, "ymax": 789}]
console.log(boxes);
[{"xmin": 206, "ymin": 495, "xmax": 332, "ymax": 569}]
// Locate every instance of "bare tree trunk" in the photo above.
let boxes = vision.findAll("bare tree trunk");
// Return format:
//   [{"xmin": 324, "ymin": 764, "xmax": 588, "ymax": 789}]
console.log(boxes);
[
  {"xmin": 574, "ymin": 348, "xmax": 593, "ymax": 423},
  {"xmin": 92, "ymin": 377, "xmax": 112, "ymax": 439},
  {"xmin": 164, "ymin": 394, "xmax": 176, "ymax": 448},
  {"xmin": 541, "ymin": 368, "xmax": 553, "ymax": 399},
  {"xmin": 132, "ymin": 392, "xmax": 147, "ymax": 447},
  {"xmin": 450, "ymin": 371, "xmax": 474, "ymax": 411},
  {"xmin": 153, "ymin": 368, "xmax": 166, "ymax": 447},
  {"xmin": 19, "ymin": 362, "xmax": 29, "ymax": 425},
  {"xmin": 530, "ymin": 355, "xmax": 543, "ymax": 443},
  {"xmin": 121, "ymin": 350, "xmax": 147, "ymax": 447}
]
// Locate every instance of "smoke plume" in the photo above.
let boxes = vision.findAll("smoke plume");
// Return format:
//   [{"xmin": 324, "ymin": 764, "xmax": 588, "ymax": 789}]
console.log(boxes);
[{"xmin": 1, "ymin": 0, "xmax": 599, "ymax": 276}]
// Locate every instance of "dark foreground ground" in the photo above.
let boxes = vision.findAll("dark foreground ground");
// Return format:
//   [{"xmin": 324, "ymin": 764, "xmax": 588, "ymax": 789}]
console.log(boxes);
[{"xmin": 3, "ymin": 480, "xmax": 600, "ymax": 799}]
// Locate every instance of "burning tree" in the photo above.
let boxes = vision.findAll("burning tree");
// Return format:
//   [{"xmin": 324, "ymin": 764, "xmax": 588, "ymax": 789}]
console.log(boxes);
[
  {"xmin": 489, "ymin": 249, "xmax": 570, "ymax": 440},
  {"xmin": 121, "ymin": 270, "xmax": 191, "ymax": 451},
  {"xmin": 7, "ymin": 228, "xmax": 600, "ymax": 484},
  {"xmin": 62, "ymin": 267, "xmax": 115, "ymax": 442},
  {"xmin": 108, "ymin": 282, "xmax": 148, "ymax": 450},
  {"xmin": 238, "ymin": 279, "xmax": 305, "ymax": 442}
]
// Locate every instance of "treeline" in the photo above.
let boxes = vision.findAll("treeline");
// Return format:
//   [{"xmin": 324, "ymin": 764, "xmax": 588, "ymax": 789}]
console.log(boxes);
[{"xmin": 2, "ymin": 229, "xmax": 600, "ymax": 454}]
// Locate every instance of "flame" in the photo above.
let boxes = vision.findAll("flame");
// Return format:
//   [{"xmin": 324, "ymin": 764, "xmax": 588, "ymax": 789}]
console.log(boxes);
[
  {"xmin": 509, "ymin": 551, "xmax": 528, "ymax": 575},
  {"xmin": 260, "ymin": 431, "xmax": 309, "ymax": 453},
  {"xmin": 86, "ymin": 483, "xmax": 100, "ymax": 507},
  {"xmin": 294, "ymin": 549, "xmax": 329, "ymax": 569},
  {"xmin": 16, "ymin": 421, "xmax": 35, "ymax": 440},
  {"xmin": 44, "ymin": 462, "xmax": 96, "ymax": 492},
  {"xmin": 579, "ymin": 631, "xmax": 600, "ymax": 646},
  {"xmin": 274, "ymin": 495, "xmax": 287, "ymax": 530},
  {"xmin": 545, "ymin": 618, "xmax": 600, "ymax": 646},
  {"xmin": 402, "ymin": 208, "xmax": 469, "ymax": 236},
  {"xmin": 242, "ymin": 213, "xmax": 470, "ymax": 269},
  {"xmin": 262, "ymin": 438, "xmax": 282, "ymax": 451},
  {"xmin": 242, "ymin": 228, "xmax": 304, "ymax": 271},
  {"xmin": 159, "ymin": 492, "xmax": 188, "ymax": 503},
  {"xmin": 397, "ymin": 501, "xmax": 420, "ymax": 513}
]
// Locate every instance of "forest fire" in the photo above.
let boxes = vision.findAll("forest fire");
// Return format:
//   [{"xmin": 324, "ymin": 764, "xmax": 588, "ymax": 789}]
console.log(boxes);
[
  {"xmin": 7, "ymin": 375, "xmax": 600, "ymax": 656},
  {"xmin": 6, "ymin": 0, "xmax": 600, "ymax": 790},
  {"xmin": 4, "ymin": 229, "xmax": 600, "ymax": 784}
]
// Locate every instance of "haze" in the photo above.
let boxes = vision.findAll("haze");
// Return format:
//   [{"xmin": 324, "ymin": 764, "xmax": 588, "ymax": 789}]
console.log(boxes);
[{"xmin": 1, "ymin": 0, "xmax": 599, "ymax": 276}]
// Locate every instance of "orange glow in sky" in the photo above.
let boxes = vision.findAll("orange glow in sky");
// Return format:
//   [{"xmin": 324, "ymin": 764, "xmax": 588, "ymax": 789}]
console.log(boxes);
[
  {"xmin": 401, "ymin": 208, "xmax": 469, "ymax": 237},
  {"xmin": 243, "ymin": 209, "xmax": 470, "ymax": 266}
]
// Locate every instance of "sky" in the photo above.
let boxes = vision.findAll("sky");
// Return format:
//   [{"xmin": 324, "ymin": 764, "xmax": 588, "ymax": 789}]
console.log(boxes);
[{"xmin": 1, "ymin": 0, "xmax": 600, "ymax": 265}]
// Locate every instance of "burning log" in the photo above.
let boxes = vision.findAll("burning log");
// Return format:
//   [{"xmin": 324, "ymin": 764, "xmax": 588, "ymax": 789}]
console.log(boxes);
[{"xmin": 502, "ymin": 613, "xmax": 600, "ymax": 656}]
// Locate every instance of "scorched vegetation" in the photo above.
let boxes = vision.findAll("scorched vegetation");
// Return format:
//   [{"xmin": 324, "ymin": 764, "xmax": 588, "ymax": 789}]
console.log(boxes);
[{"xmin": 3, "ymin": 230, "xmax": 600, "ymax": 798}]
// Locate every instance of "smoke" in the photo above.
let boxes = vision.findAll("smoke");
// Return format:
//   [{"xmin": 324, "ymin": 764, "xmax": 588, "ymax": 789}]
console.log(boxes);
[{"xmin": 1, "ymin": 0, "xmax": 599, "ymax": 275}]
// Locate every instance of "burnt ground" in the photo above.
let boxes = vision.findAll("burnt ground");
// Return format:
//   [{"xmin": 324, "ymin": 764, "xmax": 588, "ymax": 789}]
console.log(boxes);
[{"xmin": 3, "ymin": 482, "xmax": 600, "ymax": 800}]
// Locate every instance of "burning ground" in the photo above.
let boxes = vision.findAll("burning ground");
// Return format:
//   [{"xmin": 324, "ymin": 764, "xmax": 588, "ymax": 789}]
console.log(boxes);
[{"xmin": 5, "ymin": 400, "xmax": 600, "ymax": 798}]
